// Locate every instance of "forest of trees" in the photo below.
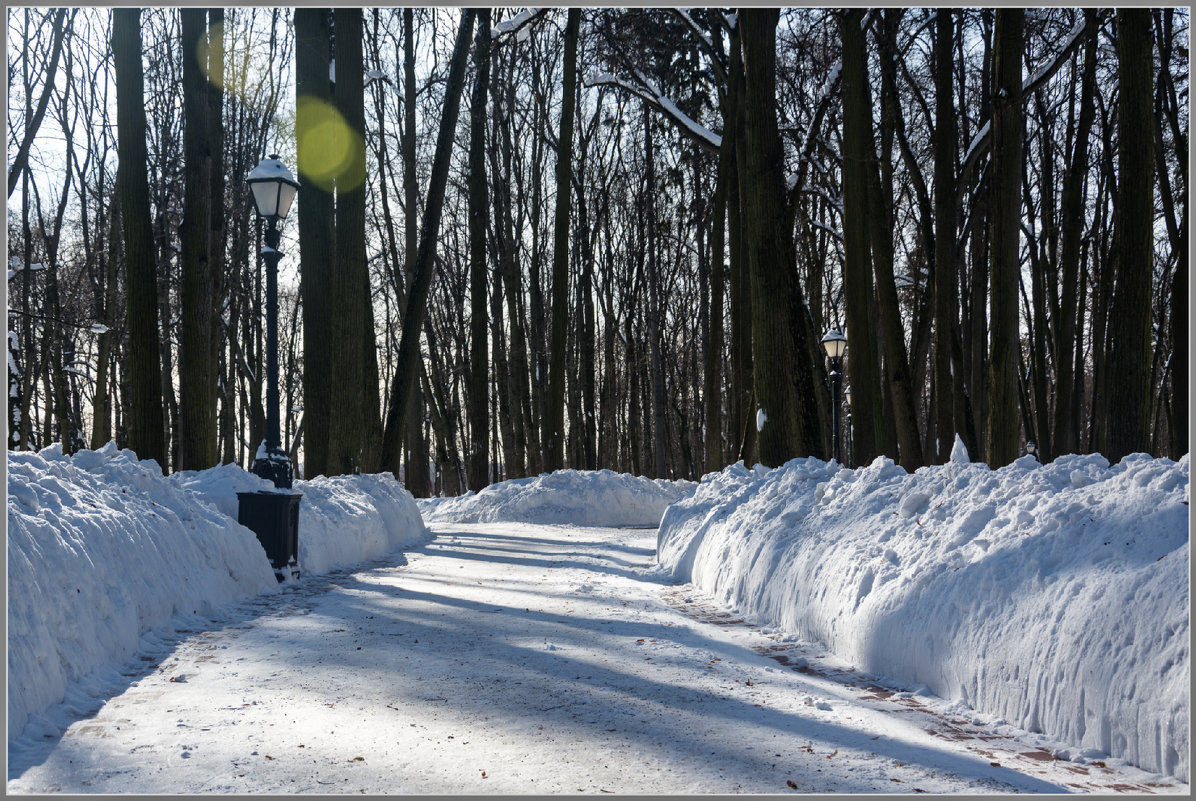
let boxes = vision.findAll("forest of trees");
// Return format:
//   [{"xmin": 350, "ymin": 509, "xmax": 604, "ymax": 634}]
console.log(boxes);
[{"xmin": 6, "ymin": 7, "xmax": 1189, "ymax": 495}]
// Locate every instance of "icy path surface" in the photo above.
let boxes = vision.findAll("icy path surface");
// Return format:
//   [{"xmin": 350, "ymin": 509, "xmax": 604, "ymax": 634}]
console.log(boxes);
[{"xmin": 8, "ymin": 522, "xmax": 1186, "ymax": 794}]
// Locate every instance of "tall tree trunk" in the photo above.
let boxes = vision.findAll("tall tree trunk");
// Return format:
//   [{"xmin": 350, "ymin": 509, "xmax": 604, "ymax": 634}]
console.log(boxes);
[
  {"xmin": 645, "ymin": 111, "xmax": 667, "ymax": 479},
  {"xmin": 327, "ymin": 8, "xmax": 372, "ymax": 475},
  {"xmin": 492, "ymin": 65, "xmax": 530, "ymax": 478},
  {"xmin": 467, "ymin": 9, "xmax": 491, "ymax": 490},
  {"xmin": 986, "ymin": 9, "xmax": 1023, "ymax": 467},
  {"xmin": 739, "ymin": 9, "xmax": 818, "ymax": 466},
  {"xmin": 840, "ymin": 8, "xmax": 884, "ymax": 465},
  {"xmin": 1104, "ymin": 9, "xmax": 1156, "ymax": 462},
  {"xmin": 179, "ymin": 8, "xmax": 217, "ymax": 469},
  {"xmin": 1052, "ymin": 17, "xmax": 1097, "ymax": 459},
  {"xmin": 932, "ymin": 9, "xmax": 959, "ymax": 462},
  {"xmin": 379, "ymin": 10, "xmax": 477, "ymax": 475},
  {"xmin": 400, "ymin": 8, "xmax": 432, "ymax": 495},
  {"xmin": 545, "ymin": 7, "xmax": 581, "ymax": 473},
  {"xmin": 577, "ymin": 188, "xmax": 598, "ymax": 471},
  {"xmin": 112, "ymin": 7, "xmax": 166, "ymax": 466},
  {"xmin": 726, "ymin": 25, "xmax": 754, "ymax": 465},
  {"xmin": 705, "ymin": 127, "xmax": 729, "ymax": 471},
  {"xmin": 968, "ymin": 10, "xmax": 995, "ymax": 463},
  {"xmin": 208, "ymin": 7, "xmax": 226, "ymax": 462},
  {"xmin": 91, "ymin": 197, "xmax": 121, "ymax": 449},
  {"xmin": 294, "ymin": 7, "xmax": 335, "ymax": 478},
  {"xmin": 866, "ymin": 16, "xmax": 923, "ymax": 470}
]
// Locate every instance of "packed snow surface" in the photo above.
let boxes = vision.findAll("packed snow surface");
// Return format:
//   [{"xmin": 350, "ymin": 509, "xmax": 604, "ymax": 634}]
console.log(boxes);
[
  {"xmin": 10, "ymin": 519, "xmax": 1185, "ymax": 793},
  {"xmin": 419, "ymin": 468, "xmax": 695, "ymax": 528},
  {"xmin": 7, "ymin": 444, "xmax": 426, "ymax": 743},
  {"xmin": 657, "ymin": 452, "xmax": 1191, "ymax": 781}
]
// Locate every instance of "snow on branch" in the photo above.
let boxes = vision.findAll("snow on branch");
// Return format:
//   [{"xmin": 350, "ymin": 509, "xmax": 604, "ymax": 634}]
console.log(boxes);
[
  {"xmin": 586, "ymin": 69, "xmax": 721, "ymax": 153},
  {"xmin": 957, "ymin": 12, "xmax": 1100, "ymax": 199},
  {"xmin": 491, "ymin": 8, "xmax": 546, "ymax": 42}
]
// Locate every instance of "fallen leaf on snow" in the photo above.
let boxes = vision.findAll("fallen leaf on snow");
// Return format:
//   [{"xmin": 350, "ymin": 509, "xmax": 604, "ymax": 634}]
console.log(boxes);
[
  {"xmin": 786, "ymin": 780, "xmax": 798, "ymax": 789},
  {"xmin": 350, "ymin": 756, "xmax": 365, "ymax": 762}
]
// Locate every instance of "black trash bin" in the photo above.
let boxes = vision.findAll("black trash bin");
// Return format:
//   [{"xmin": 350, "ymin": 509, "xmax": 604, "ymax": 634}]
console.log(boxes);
[{"xmin": 237, "ymin": 490, "xmax": 302, "ymax": 582}]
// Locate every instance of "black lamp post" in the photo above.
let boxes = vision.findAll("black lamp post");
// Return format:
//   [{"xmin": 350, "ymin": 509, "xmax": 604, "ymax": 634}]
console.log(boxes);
[
  {"xmin": 239, "ymin": 155, "xmax": 303, "ymax": 583},
  {"xmin": 821, "ymin": 329, "xmax": 847, "ymax": 463},
  {"xmin": 246, "ymin": 155, "xmax": 299, "ymax": 489}
]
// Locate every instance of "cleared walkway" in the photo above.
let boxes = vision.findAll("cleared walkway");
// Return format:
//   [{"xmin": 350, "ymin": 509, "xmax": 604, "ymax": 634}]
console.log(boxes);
[{"xmin": 7, "ymin": 523, "xmax": 1182, "ymax": 794}]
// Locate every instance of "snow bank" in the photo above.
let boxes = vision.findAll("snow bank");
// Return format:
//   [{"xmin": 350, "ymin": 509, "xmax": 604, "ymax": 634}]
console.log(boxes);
[
  {"xmin": 7, "ymin": 444, "xmax": 277, "ymax": 739},
  {"xmin": 657, "ymin": 452, "xmax": 1190, "ymax": 781},
  {"xmin": 8, "ymin": 446, "xmax": 427, "ymax": 742},
  {"xmin": 172, "ymin": 465, "xmax": 428, "ymax": 575},
  {"xmin": 419, "ymin": 469, "xmax": 696, "ymax": 528}
]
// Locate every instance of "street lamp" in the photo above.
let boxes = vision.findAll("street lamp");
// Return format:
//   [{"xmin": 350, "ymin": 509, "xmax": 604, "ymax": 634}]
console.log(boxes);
[
  {"xmin": 821, "ymin": 329, "xmax": 847, "ymax": 464},
  {"xmin": 239, "ymin": 155, "xmax": 302, "ymax": 583},
  {"xmin": 246, "ymin": 154, "xmax": 299, "ymax": 489}
]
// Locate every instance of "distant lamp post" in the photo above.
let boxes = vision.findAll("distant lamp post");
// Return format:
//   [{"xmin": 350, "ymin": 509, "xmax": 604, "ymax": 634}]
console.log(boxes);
[
  {"xmin": 1025, "ymin": 440, "xmax": 1039, "ymax": 462},
  {"xmin": 246, "ymin": 155, "xmax": 299, "ymax": 489},
  {"xmin": 843, "ymin": 385, "xmax": 852, "ymax": 466},
  {"xmin": 821, "ymin": 329, "xmax": 847, "ymax": 464}
]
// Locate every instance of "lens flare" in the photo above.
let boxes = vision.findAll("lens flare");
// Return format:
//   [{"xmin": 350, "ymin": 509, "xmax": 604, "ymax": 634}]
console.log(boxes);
[{"xmin": 295, "ymin": 95, "xmax": 366, "ymax": 193}]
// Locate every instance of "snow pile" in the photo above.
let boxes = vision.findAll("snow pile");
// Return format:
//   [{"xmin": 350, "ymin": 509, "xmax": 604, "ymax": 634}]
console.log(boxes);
[
  {"xmin": 420, "ymin": 468, "xmax": 696, "ymax": 527},
  {"xmin": 8, "ymin": 445, "xmax": 428, "ymax": 743},
  {"xmin": 657, "ymin": 451, "xmax": 1190, "ymax": 781},
  {"xmin": 7, "ymin": 444, "xmax": 277, "ymax": 740},
  {"xmin": 172, "ymin": 465, "xmax": 428, "ymax": 576}
]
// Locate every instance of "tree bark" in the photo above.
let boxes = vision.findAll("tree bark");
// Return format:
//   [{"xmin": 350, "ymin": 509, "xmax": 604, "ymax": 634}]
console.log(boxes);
[
  {"xmin": 840, "ymin": 9, "xmax": 884, "ymax": 465},
  {"xmin": 866, "ymin": 14, "xmax": 923, "ymax": 470},
  {"xmin": 326, "ymin": 8, "xmax": 373, "ymax": 475},
  {"xmin": 179, "ymin": 8, "xmax": 217, "ymax": 469},
  {"xmin": 91, "ymin": 196, "xmax": 121, "ymax": 449},
  {"xmin": 932, "ymin": 9, "xmax": 959, "ymax": 462},
  {"xmin": 294, "ymin": 7, "xmax": 335, "ymax": 477},
  {"xmin": 705, "ymin": 124, "xmax": 729, "ymax": 471},
  {"xmin": 739, "ymin": 9, "xmax": 819, "ymax": 466},
  {"xmin": 726, "ymin": 24, "xmax": 754, "ymax": 465},
  {"xmin": 112, "ymin": 7, "xmax": 166, "ymax": 467},
  {"xmin": 1104, "ymin": 9, "xmax": 1156, "ymax": 462},
  {"xmin": 399, "ymin": 8, "xmax": 432, "ymax": 495},
  {"xmin": 986, "ymin": 9, "xmax": 1023, "ymax": 467},
  {"xmin": 467, "ymin": 9, "xmax": 491, "ymax": 490},
  {"xmin": 545, "ymin": 8, "xmax": 581, "ymax": 473},
  {"xmin": 1052, "ymin": 16, "xmax": 1097, "ymax": 459}
]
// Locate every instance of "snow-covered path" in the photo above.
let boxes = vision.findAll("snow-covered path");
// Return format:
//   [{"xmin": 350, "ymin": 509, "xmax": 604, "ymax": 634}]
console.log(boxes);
[{"xmin": 7, "ymin": 522, "xmax": 1185, "ymax": 794}]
